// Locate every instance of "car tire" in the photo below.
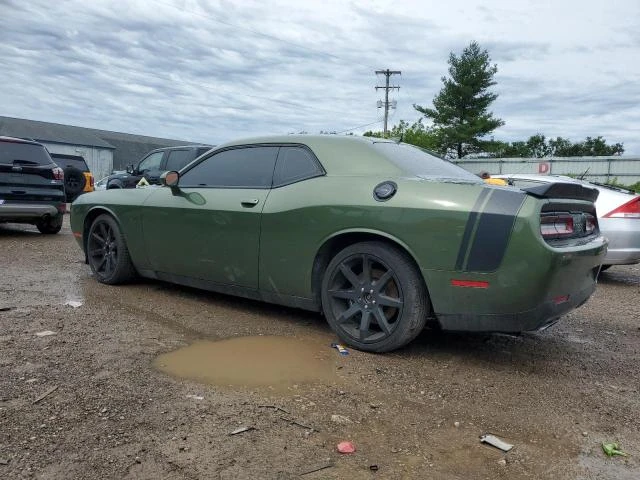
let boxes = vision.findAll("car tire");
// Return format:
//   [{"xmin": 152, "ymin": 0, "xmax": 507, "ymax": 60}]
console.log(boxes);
[
  {"xmin": 64, "ymin": 167, "xmax": 86, "ymax": 201},
  {"xmin": 36, "ymin": 214, "xmax": 63, "ymax": 234},
  {"xmin": 321, "ymin": 241, "xmax": 429, "ymax": 353},
  {"xmin": 87, "ymin": 214, "xmax": 136, "ymax": 284}
]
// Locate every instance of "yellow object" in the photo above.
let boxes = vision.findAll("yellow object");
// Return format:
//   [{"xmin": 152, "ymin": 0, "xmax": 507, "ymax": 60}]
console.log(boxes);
[{"xmin": 484, "ymin": 177, "xmax": 508, "ymax": 186}]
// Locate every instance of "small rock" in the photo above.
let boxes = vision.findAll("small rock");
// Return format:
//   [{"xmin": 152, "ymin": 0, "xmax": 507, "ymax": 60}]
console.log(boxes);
[
  {"xmin": 498, "ymin": 458, "xmax": 507, "ymax": 466},
  {"xmin": 100, "ymin": 407, "xmax": 108, "ymax": 413},
  {"xmin": 331, "ymin": 414, "xmax": 352, "ymax": 424},
  {"xmin": 135, "ymin": 457, "xmax": 141, "ymax": 464},
  {"xmin": 0, "ymin": 457, "xmax": 9, "ymax": 465},
  {"xmin": 582, "ymin": 431, "xmax": 588, "ymax": 437},
  {"xmin": 454, "ymin": 421, "xmax": 460, "ymax": 428}
]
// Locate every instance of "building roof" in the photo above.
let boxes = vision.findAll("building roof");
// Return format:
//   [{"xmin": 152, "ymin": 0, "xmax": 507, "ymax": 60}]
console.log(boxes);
[
  {"xmin": 0, "ymin": 116, "xmax": 200, "ymax": 170},
  {"xmin": 0, "ymin": 116, "xmax": 116, "ymax": 149}
]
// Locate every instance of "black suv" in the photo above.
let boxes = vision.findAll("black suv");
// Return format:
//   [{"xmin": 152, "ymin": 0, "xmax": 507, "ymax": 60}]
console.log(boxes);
[
  {"xmin": 106, "ymin": 145, "xmax": 212, "ymax": 189},
  {"xmin": 0, "ymin": 136, "xmax": 66, "ymax": 234}
]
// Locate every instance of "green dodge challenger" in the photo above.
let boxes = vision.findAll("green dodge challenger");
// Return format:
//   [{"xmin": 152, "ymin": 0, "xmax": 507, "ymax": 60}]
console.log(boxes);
[{"xmin": 71, "ymin": 135, "xmax": 607, "ymax": 352}]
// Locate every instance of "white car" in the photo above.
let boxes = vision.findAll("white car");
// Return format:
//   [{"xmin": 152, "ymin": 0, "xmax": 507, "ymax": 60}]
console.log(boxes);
[
  {"xmin": 94, "ymin": 176, "xmax": 109, "ymax": 191},
  {"xmin": 495, "ymin": 174, "xmax": 640, "ymax": 269}
]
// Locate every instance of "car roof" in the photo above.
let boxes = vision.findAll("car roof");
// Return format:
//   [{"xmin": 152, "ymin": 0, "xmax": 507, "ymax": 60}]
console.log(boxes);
[
  {"xmin": 149, "ymin": 144, "xmax": 213, "ymax": 153},
  {"xmin": 212, "ymin": 135, "xmax": 401, "ymax": 175}
]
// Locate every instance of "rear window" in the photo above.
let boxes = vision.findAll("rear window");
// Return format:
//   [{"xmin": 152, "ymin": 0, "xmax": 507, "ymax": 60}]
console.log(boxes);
[
  {"xmin": 50, "ymin": 154, "xmax": 89, "ymax": 171},
  {"xmin": 0, "ymin": 141, "xmax": 53, "ymax": 166},
  {"xmin": 373, "ymin": 142, "xmax": 482, "ymax": 183}
]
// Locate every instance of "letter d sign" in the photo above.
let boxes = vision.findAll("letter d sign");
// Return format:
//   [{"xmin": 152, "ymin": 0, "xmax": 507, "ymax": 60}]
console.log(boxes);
[{"xmin": 538, "ymin": 162, "xmax": 550, "ymax": 174}]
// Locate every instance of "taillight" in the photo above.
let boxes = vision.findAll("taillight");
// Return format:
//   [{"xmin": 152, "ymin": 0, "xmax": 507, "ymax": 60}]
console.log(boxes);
[
  {"xmin": 89, "ymin": 175, "xmax": 95, "ymax": 187},
  {"xmin": 585, "ymin": 214, "xmax": 596, "ymax": 234},
  {"xmin": 603, "ymin": 197, "xmax": 640, "ymax": 219},
  {"xmin": 52, "ymin": 166, "xmax": 64, "ymax": 180},
  {"xmin": 541, "ymin": 214, "xmax": 574, "ymax": 238}
]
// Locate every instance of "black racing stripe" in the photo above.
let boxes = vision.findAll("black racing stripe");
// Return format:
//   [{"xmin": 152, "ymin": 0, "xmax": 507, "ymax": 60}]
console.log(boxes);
[
  {"xmin": 465, "ymin": 189, "xmax": 526, "ymax": 272},
  {"xmin": 455, "ymin": 188, "xmax": 492, "ymax": 271}
]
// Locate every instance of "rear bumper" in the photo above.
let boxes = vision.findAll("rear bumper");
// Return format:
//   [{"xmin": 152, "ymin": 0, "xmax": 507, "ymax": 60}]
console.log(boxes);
[
  {"xmin": 437, "ymin": 280, "xmax": 596, "ymax": 332},
  {"xmin": 426, "ymin": 234, "xmax": 607, "ymax": 333},
  {"xmin": 0, "ymin": 202, "xmax": 64, "ymax": 221},
  {"xmin": 600, "ymin": 217, "xmax": 640, "ymax": 265}
]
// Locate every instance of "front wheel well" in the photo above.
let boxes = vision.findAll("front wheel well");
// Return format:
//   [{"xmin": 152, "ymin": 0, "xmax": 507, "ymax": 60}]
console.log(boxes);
[
  {"xmin": 311, "ymin": 232, "xmax": 430, "ymax": 307},
  {"xmin": 82, "ymin": 208, "xmax": 114, "ymax": 252}
]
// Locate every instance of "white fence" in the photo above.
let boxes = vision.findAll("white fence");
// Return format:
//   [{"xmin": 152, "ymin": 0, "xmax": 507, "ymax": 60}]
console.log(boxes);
[{"xmin": 453, "ymin": 157, "xmax": 640, "ymax": 184}]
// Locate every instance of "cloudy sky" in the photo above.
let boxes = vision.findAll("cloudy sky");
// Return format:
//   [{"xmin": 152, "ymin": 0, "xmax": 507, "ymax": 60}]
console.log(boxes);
[{"xmin": 1, "ymin": 0, "xmax": 639, "ymax": 153}]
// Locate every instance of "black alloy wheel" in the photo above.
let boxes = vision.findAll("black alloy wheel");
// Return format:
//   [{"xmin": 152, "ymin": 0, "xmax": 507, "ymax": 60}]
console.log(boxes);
[
  {"xmin": 322, "ymin": 241, "xmax": 429, "ymax": 352},
  {"xmin": 87, "ymin": 214, "xmax": 135, "ymax": 284}
]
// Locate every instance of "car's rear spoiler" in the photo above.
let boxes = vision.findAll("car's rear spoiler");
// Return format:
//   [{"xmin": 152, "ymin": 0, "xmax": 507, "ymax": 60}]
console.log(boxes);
[{"xmin": 522, "ymin": 182, "xmax": 599, "ymax": 203}]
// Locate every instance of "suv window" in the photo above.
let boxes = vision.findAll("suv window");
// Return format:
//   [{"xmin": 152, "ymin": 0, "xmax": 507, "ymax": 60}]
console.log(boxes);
[
  {"xmin": 137, "ymin": 151, "xmax": 164, "ymax": 172},
  {"xmin": 0, "ymin": 141, "xmax": 52, "ymax": 166},
  {"xmin": 180, "ymin": 146, "xmax": 278, "ymax": 188},
  {"xmin": 165, "ymin": 149, "xmax": 192, "ymax": 171},
  {"xmin": 50, "ymin": 154, "xmax": 89, "ymax": 172},
  {"xmin": 196, "ymin": 147, "xmax": 211, "ymax": 157},
  {"xmin": 273, "ymin": 146, "xmax": 323, "ymax": 186},
  {"xmin": 373, "ymin": 142, "xmax": 481, "ymax": 182}
]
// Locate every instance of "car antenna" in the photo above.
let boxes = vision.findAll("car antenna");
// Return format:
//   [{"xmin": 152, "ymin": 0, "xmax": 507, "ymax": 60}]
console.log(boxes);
[{"xmin": 578, "ymin": 167, "xmax": 590, "ymax": 180}]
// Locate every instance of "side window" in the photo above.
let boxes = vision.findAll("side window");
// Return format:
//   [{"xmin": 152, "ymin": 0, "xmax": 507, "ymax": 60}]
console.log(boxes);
[
  {"xmin": 137, "ymin": 151, "xmax": 164, "ymax": 172},
  {"xmin": 165, "ymin": 149, "xmax": 192, "ymax": 171},
  {"xmin": 273, "ymin": 146, "xmax": 323, "ymax": 186},
  {"xmin": 196, "ymin": 147, "xmax": 211, "ymax": 157},
  {"xmin": 180, "ymin": 146, "xmax": 278, "ymax": 188}
]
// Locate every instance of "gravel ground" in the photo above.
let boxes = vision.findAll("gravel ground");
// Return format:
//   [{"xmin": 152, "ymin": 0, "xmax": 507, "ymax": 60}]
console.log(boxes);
[{"xmin": 1, "ymin": 217, "xmax": 639, "ymax": 479}]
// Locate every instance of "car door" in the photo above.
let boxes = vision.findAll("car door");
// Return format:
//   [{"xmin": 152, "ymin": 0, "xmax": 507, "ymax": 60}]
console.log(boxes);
[
  {"xmin": 136, "ymin": 151, "xmax": 165, "ymax": 184},
  {"xmin": 141, "ymin": 145, "xmax": 279, "ymax": 289}
]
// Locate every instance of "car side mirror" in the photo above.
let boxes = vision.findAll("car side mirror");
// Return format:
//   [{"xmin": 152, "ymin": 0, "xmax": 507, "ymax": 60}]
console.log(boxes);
[
  {"xmin": 161, "ymin": 171, "xmax": 180, "ymax": 194},
  {"xmin": 126, "ymin": 164, "xmax": 134, "ymax": 174}
]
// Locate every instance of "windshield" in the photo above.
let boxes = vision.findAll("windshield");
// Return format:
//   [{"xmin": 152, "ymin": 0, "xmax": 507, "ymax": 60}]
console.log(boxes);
[
  {"xmin": 0, "ymin": 141, "xmax": 52, "ymax": 165},
  {"xmin": 373, "ymin": 142, "xmax": 482, "ymax": 183}
]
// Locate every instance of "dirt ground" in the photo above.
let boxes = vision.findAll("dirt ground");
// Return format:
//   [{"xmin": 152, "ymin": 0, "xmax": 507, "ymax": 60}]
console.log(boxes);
[{"xmin": 1, "ymin": 216, "xmax": 639, "ymax": 479}]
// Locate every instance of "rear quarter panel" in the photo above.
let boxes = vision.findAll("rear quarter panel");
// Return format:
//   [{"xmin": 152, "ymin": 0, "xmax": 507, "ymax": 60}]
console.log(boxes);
[{"xmin": 259, "ymin": 176, "xmax": 484, "ymax": 300}]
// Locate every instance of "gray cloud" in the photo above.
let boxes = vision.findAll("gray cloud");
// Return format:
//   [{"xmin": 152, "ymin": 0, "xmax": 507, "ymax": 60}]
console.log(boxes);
[{"xmin": 0, "ymin": 0, "xmax": 638, "ymax": 154}]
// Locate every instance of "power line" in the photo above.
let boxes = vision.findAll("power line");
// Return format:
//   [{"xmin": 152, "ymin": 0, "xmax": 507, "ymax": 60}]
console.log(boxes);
[
  {"xmin": 375, "ymin": 69, "xmax": 401, "ymax": 136},
  {"xmin": 337, "ymin": 120, "xmax": 383, "ymax": 134}
]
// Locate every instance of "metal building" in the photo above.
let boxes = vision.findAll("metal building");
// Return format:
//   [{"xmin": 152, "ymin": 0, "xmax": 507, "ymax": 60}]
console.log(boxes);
[{"xmin": 0, "ymin": 116, "xmax": 195, "ymax": 180}]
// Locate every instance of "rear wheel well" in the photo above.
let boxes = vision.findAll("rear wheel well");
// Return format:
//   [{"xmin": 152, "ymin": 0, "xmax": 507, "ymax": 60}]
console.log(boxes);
[{"xmin": 311, "ymin": 233, "xmax": 429, "ymax": 308}]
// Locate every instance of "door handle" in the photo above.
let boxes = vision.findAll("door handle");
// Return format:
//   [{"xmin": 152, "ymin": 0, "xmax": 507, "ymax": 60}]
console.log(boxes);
[{"xmin": 241, "ymin": 199, "xmax": 260, "ymax": 207}]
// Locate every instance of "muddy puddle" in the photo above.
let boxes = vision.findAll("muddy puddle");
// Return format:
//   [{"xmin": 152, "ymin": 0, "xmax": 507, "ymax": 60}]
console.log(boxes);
[{"xmin": 155, "ymin": 335, "xmax": 339, "ymax": 392}]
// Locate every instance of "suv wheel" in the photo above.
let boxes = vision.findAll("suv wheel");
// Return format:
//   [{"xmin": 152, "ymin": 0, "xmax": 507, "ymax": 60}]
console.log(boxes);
[
  {"xmin": 36, "ymin": 214, "xmax": 63, "ymax": 234},
  {"xmin": 64, "ymin": 166, "xmax": 86, "ymax": 200}
]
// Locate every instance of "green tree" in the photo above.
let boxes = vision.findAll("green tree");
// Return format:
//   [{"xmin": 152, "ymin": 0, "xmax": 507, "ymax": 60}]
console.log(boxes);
[
  {"xmin": 364, "ymin": 119, "xmax": 440, "ymax": 151},
  {"xmin": 414, "ymin": 41, "xmax": 504, "ymax": 158},
  {"xmin": 489, "ymin": 135, "xmax": 625, "ymax": 157}
]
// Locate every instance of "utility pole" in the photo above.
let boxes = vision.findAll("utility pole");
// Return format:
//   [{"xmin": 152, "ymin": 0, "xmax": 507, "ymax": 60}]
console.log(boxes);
[{"xmin": 375, "ymin": 69, "xmax": 401, "ymax": 136}]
